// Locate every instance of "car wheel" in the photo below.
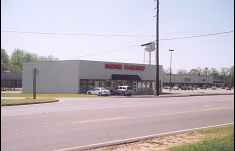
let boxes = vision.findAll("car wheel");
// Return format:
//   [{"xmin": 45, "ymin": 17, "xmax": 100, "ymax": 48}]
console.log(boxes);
[
  {"xmin": 88, "ymin": 92, "xmax": 91, "ymax": 95},
  {"xmin": 98, "ymin": 92, "xmax": 102, "ymax": 96},
  {"xmin": 121, "ymin": 92, "xmax": 125, "ymax": 96}
]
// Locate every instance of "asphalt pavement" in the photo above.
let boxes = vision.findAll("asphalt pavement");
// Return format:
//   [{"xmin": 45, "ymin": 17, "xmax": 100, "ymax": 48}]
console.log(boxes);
[{"xmin": 1, "ymin": 88, "xmax": 234, "ymax": 100}]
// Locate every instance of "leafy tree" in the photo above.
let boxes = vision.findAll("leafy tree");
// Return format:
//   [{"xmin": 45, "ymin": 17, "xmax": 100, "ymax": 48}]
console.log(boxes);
[
  {"xmin": 38, "ymin": 55, "xmax": 54, "ymax": 61},
  {"xmin": 11, "ymin": 66, "xmax": 21, "ymax": 73},
  {"xmin": 228, "ymin": 66, "xmax": 234, "ymax": 87},
  {"xmin": 1, "ymin": 48, "xmax": 9, "ymax": 72},
  {"xmin": 9, "ymin": 48, "xmax": 55, "ymax": 72},
  {"xmin": 24, "ymin": 52, "xmax": 39, "ymax": 62},
  {"xmin": 210, "ymin": 68, "xmax": 219, "ymax": 79},
  {"xmin": 220, "ymin": 67, "xmax": 229, "ymax": 76},
  {"xmin": 11, "ymin": 49, "xmax": 26, "ymax": 72},
  {"xmin": 229, "ymin": 66, "xmax": 234, "ymax": 75}
]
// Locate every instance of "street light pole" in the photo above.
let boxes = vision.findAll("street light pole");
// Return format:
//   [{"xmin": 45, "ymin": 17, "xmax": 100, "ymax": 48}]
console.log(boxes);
[
  {"xmin": 205, "ymin": 67, "xmax": 208, "ymax": 87},
  {"xmin": 169, "ymin": 50, "xmax": 174, "ymax": 92}
]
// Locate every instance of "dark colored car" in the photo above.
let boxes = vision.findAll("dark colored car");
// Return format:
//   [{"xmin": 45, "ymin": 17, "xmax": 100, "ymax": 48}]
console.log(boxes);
[
  {"xmin": 201, "ymin": 86, "xmax": 207, "ymax": 89},
  {"xmin": 181, "ymin": 86, "xmax": 188, "ymax": 90},
  {"xmin": 226, "ymin": 86, "xmax": 231, "ymax": 90}
]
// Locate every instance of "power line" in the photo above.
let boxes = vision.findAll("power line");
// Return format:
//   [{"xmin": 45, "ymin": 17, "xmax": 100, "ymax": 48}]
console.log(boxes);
[
  {"xmin": 160, "ymin": 31, "xmax": 234, "ymax": 40},
  {"xmin": 1, "ymin": 30, "xmax": 233, "ymax": 39},
  {"xmin": 69, "ymin": 45, "xmax": 139, "ymax": 59},
  {"xmin": 1, "ymin": 30, "xmax": 155, "ymax": 37}
]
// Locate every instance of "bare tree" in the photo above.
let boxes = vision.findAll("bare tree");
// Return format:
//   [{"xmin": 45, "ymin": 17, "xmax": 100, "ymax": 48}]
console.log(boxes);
[{"xmin": 177, "ymin": 69, "xmax": 188, "ymax": 74}]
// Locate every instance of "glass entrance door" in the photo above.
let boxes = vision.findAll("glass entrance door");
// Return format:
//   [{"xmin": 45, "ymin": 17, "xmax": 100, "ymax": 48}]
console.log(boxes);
[
  {"xmin": 133, "ymin": 81, "xmax": 137, "ymax": 92},
  {"xmin": 111, "ymin": 81, "xmax": 116, "ymax": 89}
]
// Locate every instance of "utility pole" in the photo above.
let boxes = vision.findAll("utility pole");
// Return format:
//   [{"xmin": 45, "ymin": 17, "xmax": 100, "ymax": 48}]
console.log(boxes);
[
  {"xmin": 169, "ymin": 50, "xmax": 174, "ymax": 92},
  {"xmin": 156, "ymin": 0, "xmax": 159, "ymax": 96},
  {"xmin": 33, "ymin": 68, "xmax": 36, "ymax": 99},
  {"xmin": 32, "ymin": 68, "xmax": 38, "ymax": 99},
  {"xmin": 205, "ymin": 67, "xmax": 208, "ymax": 87}
]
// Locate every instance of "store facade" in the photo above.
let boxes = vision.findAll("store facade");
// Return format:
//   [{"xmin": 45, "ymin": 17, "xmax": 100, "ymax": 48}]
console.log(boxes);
[
  {"xmin": 22, "ymin": 60, "xmax": 163, "ymax": 94},
  {"xmin": 162, "ymin": 74, "xmax": 214, "ymax": 88}
]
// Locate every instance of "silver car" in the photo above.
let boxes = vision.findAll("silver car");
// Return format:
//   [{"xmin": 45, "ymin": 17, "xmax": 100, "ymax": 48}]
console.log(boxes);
[
  {"xmin": 172, "ymin": 86, "xmax": 179, "ymax": 90},
  {"xmin": 87, "ymin": 87, "xmax": 111, "ymax": 96},
  {"xmin": 212, "ymin": 86, "xmax": 217, "ymax": 90},
  {"xmin": 111, "ymin": 86, "xmax": 133, "ymax": 96}
]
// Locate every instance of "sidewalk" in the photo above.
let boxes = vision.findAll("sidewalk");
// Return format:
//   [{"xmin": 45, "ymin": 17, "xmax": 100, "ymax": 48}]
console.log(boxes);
[
  {"xmin": 1, "ymin": 97, "xmax": 26, "ymax": 99},
  {"xmin": 111, "ymin": 91, "xmax": 234, "ymax": 98}
]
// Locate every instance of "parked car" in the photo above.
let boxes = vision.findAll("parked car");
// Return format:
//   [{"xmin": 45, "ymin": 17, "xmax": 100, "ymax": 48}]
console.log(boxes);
[
  {"xmin": 212, "ymin": 86, "xmax": 217, "ymax": 90},
  {"xmin": 172, "ymin": 86, "xmax": 179, "ymax": 90},
  {"xmin": 201, "ymin": 86, "xmax": 207, "ymax": 89},
  {"xmin": 181, "ymin": 86, "xmax": 188, "ymax": 90},
  {"xmin": 87, "ymin": 87, "xmax": 111, "ymax": 96},
  {"xmin": 187, "ymin": 86, "xmax": 194, "ymax": 90},
  {"xmin": 163, "ymin": 86, "xmax": 169, "ymax": 89},
  {"xmin": 225, "ymin": 86, "xmax": 231, "ymax": 90},
  {"xmin": 111, "ymin": 86, "xmax": 133, "ymax": 96}
]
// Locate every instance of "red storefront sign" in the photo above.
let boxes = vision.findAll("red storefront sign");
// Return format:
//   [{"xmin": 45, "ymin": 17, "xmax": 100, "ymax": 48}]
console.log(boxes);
[{"xmin": 105, "ymin": 64, "xmax": 145, "ymax": 71}]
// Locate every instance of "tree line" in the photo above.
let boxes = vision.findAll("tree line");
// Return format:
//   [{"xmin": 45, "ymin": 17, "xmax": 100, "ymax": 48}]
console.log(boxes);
[
  {"xmin": 1, "ymin": 48, "xmax": 54, "ymax": 73},
  {"xmin": 1, "ymin": 48, "xmax": 234, "ymax": 87}
]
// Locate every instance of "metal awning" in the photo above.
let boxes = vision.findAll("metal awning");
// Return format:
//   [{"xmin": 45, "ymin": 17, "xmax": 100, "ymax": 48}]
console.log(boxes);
[{"xmin": 111, "ymin": 74, "xmax": 141, "ymax": 81}]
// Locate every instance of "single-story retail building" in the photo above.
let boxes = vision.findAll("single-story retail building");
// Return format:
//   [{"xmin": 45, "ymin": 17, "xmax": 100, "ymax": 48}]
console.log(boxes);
[
  {"xmin": 22, "ymin": 60, "xmax": 163, "ymax": 94},
  {"xmin": 162, "ymin": 74, "xmax": 214, "ymax": 88},
  {"xmin": 1, "ymin": 72, "xmax": 22, "ymax": 90}
]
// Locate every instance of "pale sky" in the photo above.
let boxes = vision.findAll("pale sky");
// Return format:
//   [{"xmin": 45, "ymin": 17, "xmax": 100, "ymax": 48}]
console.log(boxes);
[{"xmin": 1, "ymin": 0, "xmax": 234, "ymax": 73}]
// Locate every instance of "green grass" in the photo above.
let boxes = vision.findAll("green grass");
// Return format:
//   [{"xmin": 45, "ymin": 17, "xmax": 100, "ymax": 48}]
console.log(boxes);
[
  {"xmin": 1, "ymin": 98, "xmax": 57, "ymax": 105},
  {"xmin": 168, "ymin": 126, "xmax": 234, "ymax": 151},
  {"xmin": 1, "ymin": 93, "xmax": 101, "ymax": 98},
  {"xmin": 197, "ymin": 126, "xmax": 234, "ymax": 135},
  {"xmin": 1, "ymin": 93, "xmax": 104, "ymax": 105},
  {"xmin": 168, "ymin": 134, "xmax": 234, "ymax": 151}
]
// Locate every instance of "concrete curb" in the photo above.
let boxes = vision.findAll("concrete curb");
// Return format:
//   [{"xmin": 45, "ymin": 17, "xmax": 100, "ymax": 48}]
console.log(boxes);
[
  {"xmin": 110, "ymin": 93, "xmax": 234, "ymax": 98},
  {"xmin": 57, "ymin": 123, "xmax": 234, "ymax": 151},
  {"xmin": 1, "ymin": 93, "xmax": 233, "ymax": 106},
  {"xmin": 1, "ymin": 99, "xmax": 59, "ymax": 106}
]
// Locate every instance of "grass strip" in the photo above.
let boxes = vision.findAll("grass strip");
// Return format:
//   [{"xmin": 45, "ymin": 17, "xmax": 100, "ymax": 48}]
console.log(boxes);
[
  {"xmin": 1, "ymin": 98, "xmax": 57, "ymax": 105},
  {"xmin": 1, "ymin": 93, "xmax": 100, "ymax": 98},
  {"xmin": 168, "ymin": 133, "xmax": 234, "ymax": 151}
]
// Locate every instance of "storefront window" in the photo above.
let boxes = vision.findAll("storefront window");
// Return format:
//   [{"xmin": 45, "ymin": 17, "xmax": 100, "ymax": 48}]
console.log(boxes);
[
  {"xmin": 80, "ymin": 79, "xmax": 88, "ymax": 93},
  {"xmin": 116, "ymin": 80, "xmax": 122, "ymax": 87},
  {"xmin": 126, "ymin": 80, "xmax": 132, "ymax": 86},
  {"xmin": 106, "ymin": 80, "xmax": 111, "ymax": 89},
  {"xmin": 88, "ymin": 79, "xmax": 94, "ymax": 89},
  {"xmin": 100, "ymin": 80, "xmax": 105, "ymax": 87},
  {"xmin": 94, "ymin": 80, "xmax": 99, "ymax": 87}
]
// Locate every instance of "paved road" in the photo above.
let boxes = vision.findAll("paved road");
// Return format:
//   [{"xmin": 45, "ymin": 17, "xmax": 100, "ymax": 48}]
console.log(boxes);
[{"xmin": 1, "ymin": 95, "xmax": 233, "ymax": 151}]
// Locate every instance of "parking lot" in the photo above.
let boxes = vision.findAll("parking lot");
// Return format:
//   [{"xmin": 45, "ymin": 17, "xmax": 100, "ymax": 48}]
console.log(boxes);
[{"xmin": 161, "ymin": 87, "xmax": 234, "ymax": 94}]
